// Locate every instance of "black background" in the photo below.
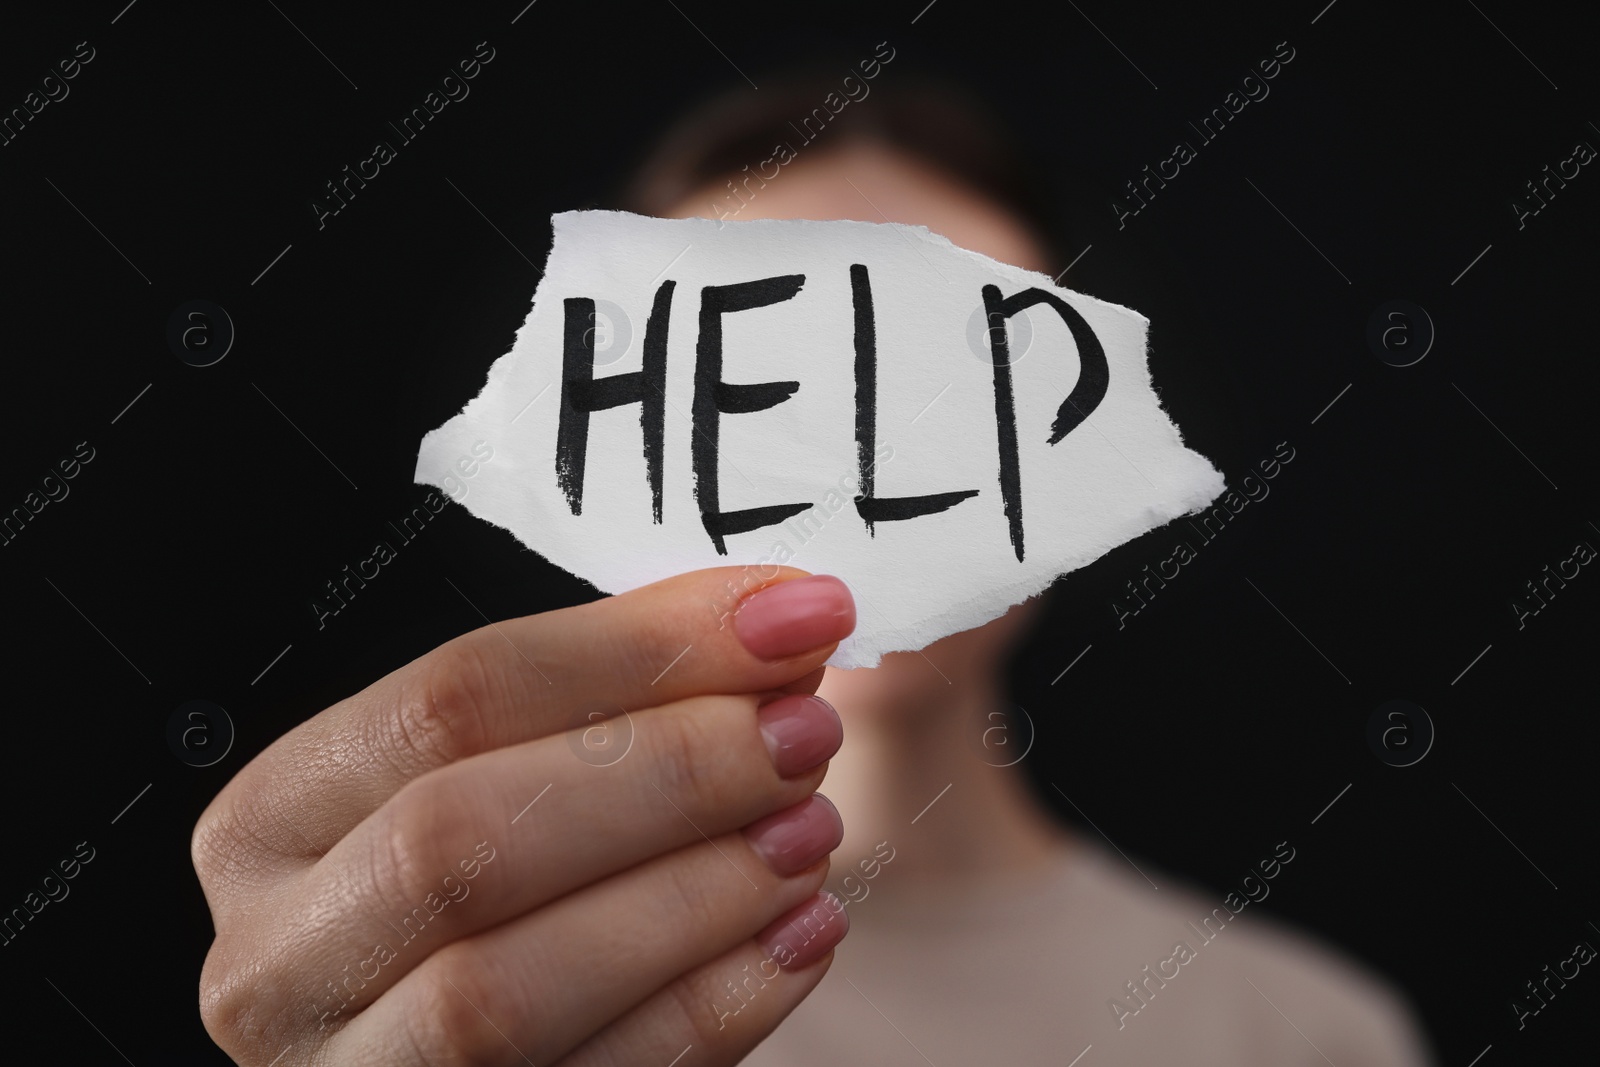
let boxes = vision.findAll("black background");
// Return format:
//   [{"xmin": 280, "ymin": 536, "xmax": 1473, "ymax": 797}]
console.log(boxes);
[{"xmin": 3, "ymin": 0, "xmax": 1596, "ymax": 1063}]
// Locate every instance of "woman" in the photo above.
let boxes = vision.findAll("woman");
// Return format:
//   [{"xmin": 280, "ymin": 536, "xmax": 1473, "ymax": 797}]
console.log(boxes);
[
  {"xmin": 623, "ymin": 77, "xmax": 1435, "ymax": 1067},
  {"xmin": 192, "ymin": 78, "xmax": 1433, "ymax": 1066}
]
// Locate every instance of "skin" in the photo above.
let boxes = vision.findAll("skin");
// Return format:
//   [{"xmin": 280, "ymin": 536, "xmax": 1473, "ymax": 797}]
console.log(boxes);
[
  {"xmin": 194, "ymin": 566, "xmax": 857, "ymax": 1066},
  {"xmin": 670, "ymin": 139, "xmax": 1073, "ymax": 886},
  {"xmin": 195, "ymin": 139, "xmax": 1067, "ymax": 1067}
]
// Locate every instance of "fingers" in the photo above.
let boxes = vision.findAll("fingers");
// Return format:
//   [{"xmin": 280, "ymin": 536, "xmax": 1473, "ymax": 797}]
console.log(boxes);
[
  {"xmin": 324, "ymin": 805, "xmax": 845, "ymax": 1066},
  {"xmin": 197, "ymin": 690, "xmax": 844, "ymax": 1040},
  {"xmin": 554, "ymin": 894, "xmax": 849, "ymax": 1067},
  {"xmin": 195, "ymin": 567, "xmax": 854, "ymax": 869}
]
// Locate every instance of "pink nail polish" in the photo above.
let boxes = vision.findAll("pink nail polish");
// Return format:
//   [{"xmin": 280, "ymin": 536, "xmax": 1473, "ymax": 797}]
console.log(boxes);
[
  {"xmin": 758, "ymin": 695, "xmax": 843, "ymax": 777},
  {"xmin": 758, "ymin": 890, "xmax": 850, "ymax": 971},
  {"xmin": 742, "ymin": 794, "xmax": 843, "ymax": 877},
  {"xmin": 733, "ymin": 576, "xmax": 855, "ymax": 661}
]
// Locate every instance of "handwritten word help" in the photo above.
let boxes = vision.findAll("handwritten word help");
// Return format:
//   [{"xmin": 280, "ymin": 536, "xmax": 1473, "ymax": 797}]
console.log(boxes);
[{"xmin": 416, "ymin": 212, "xmax": 1224, "ymax": 667}]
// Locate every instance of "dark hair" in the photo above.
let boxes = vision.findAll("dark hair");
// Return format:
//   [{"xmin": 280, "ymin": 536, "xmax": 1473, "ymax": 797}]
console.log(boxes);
[{"xmin": 610, "ymin": 70, "xmax": 1069, "ymax": 264}]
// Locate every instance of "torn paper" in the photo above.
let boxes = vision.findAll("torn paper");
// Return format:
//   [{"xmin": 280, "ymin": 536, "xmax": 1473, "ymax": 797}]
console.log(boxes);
[{"xmin": 415, "ymin": 210, "xmax": 1225, "ymax": 668}]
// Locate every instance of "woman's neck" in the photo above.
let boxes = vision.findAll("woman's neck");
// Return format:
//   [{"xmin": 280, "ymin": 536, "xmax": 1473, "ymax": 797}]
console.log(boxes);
[{"xmin": 815, "ymin": 664, "xmax": 1072, "ymax": 889}]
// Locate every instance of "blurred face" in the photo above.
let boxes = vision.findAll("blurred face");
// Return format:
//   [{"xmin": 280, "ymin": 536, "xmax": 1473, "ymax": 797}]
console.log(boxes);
[{"xmin": 666, "ymin": 139, "xmax": 1051, "ymax": 718}]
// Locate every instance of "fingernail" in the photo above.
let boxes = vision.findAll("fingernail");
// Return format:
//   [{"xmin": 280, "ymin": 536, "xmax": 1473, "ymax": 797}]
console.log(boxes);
[
  {"xmin": 758, "ymin": 695, "xmax": 843, "ymax": 777},
  {"xmin": 733, "ymin": 575, "xmax": 855, "ymax": 661},
  {"xmin": 742, "ymin": 794, "xmax": 843, "ymax": 877},
  {"xmin": 757, "ymin": 890, "xmax": 850, "ymax": 971}
]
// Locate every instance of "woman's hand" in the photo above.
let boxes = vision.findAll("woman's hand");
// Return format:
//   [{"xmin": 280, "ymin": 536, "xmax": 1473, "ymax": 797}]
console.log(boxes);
[{"xmin": 193, "ymin": 567, "xmax": 856, "ymax": 1066}]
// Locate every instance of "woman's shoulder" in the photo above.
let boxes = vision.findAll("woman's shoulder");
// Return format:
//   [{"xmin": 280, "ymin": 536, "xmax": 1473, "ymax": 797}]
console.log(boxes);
[{"xmin": 1064, "ymin": 841, "xmax": 1436, "ymax": 1066}]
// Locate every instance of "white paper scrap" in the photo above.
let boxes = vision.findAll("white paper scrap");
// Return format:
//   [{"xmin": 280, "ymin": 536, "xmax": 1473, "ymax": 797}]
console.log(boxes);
[{"xmin": 416, "ymin": 210, "xmax": 1225, "ymax": 668}]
